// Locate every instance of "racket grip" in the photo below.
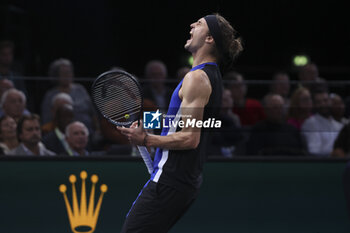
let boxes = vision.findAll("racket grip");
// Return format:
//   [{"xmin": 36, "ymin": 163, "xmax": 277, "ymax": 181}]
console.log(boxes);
[{"xmin": 137, "ymin": 146, "xmax": 154, "ymax": 174}]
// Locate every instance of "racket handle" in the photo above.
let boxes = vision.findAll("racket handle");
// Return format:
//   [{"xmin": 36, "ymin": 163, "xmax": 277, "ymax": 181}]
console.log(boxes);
[{"xmin": 137, "ymin": 146, "xmax": 154, "ymax": 174}]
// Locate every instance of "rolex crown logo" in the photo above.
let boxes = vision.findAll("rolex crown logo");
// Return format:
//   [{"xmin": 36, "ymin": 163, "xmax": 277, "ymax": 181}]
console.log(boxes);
[{"xmin": 59, "ymin": 171, "xmax": 108, "ymax": 233}]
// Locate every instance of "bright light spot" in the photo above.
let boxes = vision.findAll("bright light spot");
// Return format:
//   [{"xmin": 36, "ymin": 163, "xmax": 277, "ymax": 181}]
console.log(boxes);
[
  {"xmin": 293, "ymin": 55, "xmax": 309, "ymax": 66},
  {"xmin": 188, "ymin": 56, "xmax": 193, "ymax": 66}
]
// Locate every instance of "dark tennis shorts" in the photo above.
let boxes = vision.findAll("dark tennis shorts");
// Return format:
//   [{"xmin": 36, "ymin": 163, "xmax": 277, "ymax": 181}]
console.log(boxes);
[{"xmin": 120, "ymin": 180, "xmax": 199, "ymax": 233}]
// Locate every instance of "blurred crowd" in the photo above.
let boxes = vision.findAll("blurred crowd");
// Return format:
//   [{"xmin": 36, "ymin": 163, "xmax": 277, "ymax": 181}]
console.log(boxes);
[{"xmin": 1, "ymin": 39, "xmax": 350, "ymax": 158}]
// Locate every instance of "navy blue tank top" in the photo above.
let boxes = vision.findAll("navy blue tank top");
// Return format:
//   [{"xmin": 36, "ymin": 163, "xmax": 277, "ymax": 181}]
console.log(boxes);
[{"xmin": 150, "ymin": 62, "xmax": 222, "ymax": 191}]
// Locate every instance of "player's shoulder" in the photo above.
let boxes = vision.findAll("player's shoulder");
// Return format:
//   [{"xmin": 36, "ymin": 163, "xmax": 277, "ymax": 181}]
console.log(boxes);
[
  {"xmin": 181, "ymin": 70, "xmax": 212, "ymax": 99},
  {"xmin": 183, "ymin": 69, "xmax": 210, "ymax": 87}
]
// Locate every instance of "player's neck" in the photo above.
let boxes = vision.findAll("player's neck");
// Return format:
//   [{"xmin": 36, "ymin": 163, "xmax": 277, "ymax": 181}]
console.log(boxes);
[{"xmin": 192, "ymin": 51, "xmax": 217, "ymax": 67}]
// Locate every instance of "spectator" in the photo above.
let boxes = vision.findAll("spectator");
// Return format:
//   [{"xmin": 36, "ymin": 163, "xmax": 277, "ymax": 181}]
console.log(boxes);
[
  {"xmin": 332, "ymin": 123, "xmax": 350, "ymax": 158},
  {"xmin": 0, "ymin": 78, "xmax": 14, "ymax": 99},
  {"xmin": 176, "ymin": 66, "xmax": 191, "ymax": 81},
  {"xmin": 298, "ymin": 63, "xmax": 318, "ymax": 84},
  {"xmin": 222, "ymin": 88, "xmax": 241, "ymax": 127},
  {"xmin": 344, "ymin": 96, "xmax": 350, "ymax": 119},
  {"xmin": 287, "ymin": 87, "xmax": 313, "ymax": 130},
  {"xmin": 0, "ymin": 88, "xmax": 30, "ymax": 122},
  {"xmin": 209, "ymin": 89, "xmax": 242, "ymax": 157},
  {"xmin": 142, "ymin": 60, "xmax": 172, "ymax": 111},
  {"xmin": 330, "ymin": 93, "xmax": 348, "ymax": 125},
  {"xmin": 9, "ymin": 114, "xmax": 55, "ymax": 156},
  {"xmin": 246, "ymin": 94, "xmax": 304, "ymax": 156},
  {"xmin": 65, "ymin": 121, "xmax": 89, "ymax": 156},
  {"xmin": 42, "ymin": 104, "xmax": 74, "ymax": 155},
  {"xmin": 301, "ymin": 90, "xmax": 343, "ymax": 156},
  {"xmin": 298, "ymin": 63, "xmax": 328, "ymax": 94},
  {"xmin": 0, "ymin": 116, "xmax": 18, "ymax": 154},
  {"xmin": 41, "ymin": 92, "xmax": 74, "ymax": 135},
  {"xmin": 270, "ymin": 71, "xmax": 290, "ymax": 108},
  {"xmin": 225, "ymin": 71, "xmax": 265, "ymax": 126},
  {"xmin": 0, "ymin": 40, "xmax": 26, "ymax": 93},
  {"xmin": 40, "ymin": 58, "xmax": 98, "ymax": 134}
]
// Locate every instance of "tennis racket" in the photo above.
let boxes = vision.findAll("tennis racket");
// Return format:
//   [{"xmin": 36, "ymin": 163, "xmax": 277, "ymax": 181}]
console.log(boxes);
[{"xmin": 91, "ymin": 69, "xmax": 154, "ymax": 174}]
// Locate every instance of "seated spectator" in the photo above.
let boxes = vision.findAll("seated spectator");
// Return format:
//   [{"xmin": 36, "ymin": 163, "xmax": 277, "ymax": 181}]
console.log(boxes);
[
  {"xmin": 40, "ymin": 58, "xmax": 98, "ymax": 134},
  {"xmin": 225, "ymin": 71, "xmax": 265, "ymax": 126},
  {"xmin": 41, "ymin": 92, "xmax": 74, "ymax": 135},
  {"xmin": 287, "ymin": 87, "xmax": 313, "ymax": 130},
  {"xmin": 0, "ymin": 40, "xmax": 26, "ymax": 93},
  {"xmin": 65, "ymin": 121, "xmax": 89, "ymax": 156},
  {"xmin": 9, "ymin": 114, "xmax": 55, "ymax": 156},
  {"xmin": 42, "ymin": 104, "xmax": 74, "ymax": 155},
  {"xmin": 0, "ymin": 78, "xmax": 14, "ymax": 99},
  {"xmin": 332, "ymin": 123, "xmax": 350, "ymax": 157},
  {"xmin": 210, "ymin": 89, "xmax": 242, "ymax": 157},
  {"xmin": 298, "ymin": 63, "xmax": 328, "ymax": 94},
  {"xmin": 301, "ymin": 90, "xmax": 343, "ymax": 156},
  {"xmin": 176, "ymin": 66, "xmax": 191, "ymax": 81},
  {"xmin": 330, "ymin": 93, "xmax": 348, "ymax": 125},
  {"xmin": 0, "ymin": 88, "xmax": 30, "ymax": 122},
  {"xmin": 269, "ymin": 71, "xmax": 290, "ymax": 108},
  {"xmin": 142, "ymin": 60, "xmax": 172, "ymax": 112},
  {"xmin": 246, "ymin": 94, "xmax": 304, "ymax": 156},
  {"xmin": 221, "ymin": 88, "xmax": 241, "ymax": 127},
  {"xmin": 0, "ymin": 116, "xmax": 18, "ymax": 154},
  {"xmin": 344, "ymin": 96, "xmax": 350, "ymax": 119}
]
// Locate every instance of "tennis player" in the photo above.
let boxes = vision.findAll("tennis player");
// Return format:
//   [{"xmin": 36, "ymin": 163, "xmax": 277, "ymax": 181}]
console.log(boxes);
[{"xmin": 118, "ymin": 13, "xmax": 243, "ymax": 233}]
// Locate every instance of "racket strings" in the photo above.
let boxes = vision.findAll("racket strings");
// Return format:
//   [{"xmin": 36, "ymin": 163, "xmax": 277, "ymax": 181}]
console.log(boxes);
[
  {"xmin": 93, "ymin": 95, "xmax": 141, "ymax": 112},
  {"xmin": 94, "ymin": 80, "xmax": 141, "ymax": 98},
  {"xmin": 105, "ymin": 107, "xmax": 141, "ymax": 120},
  {"xmin": 93, "ymin": 77, "xmax": 141, "ymax": 99},
  {"xmin": 93, "ymin": 87, "xmax": 141, "ymax": 114},
  {"xmin": 93, "ymin": 86, "xmax": 141, "ymax": 103},
  {"xmin": 108, "ymin": 110, "xmax": 141, "ymax": 124},
  {"xmin": 93, "ymin": 99, "xmax": 141, "ymax": 120},
  {"xmin": 92, "ymin": 73, "xmax": 143, "ymax": 125}
]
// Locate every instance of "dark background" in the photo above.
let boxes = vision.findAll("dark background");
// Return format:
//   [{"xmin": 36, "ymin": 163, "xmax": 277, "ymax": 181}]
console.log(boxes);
[{"xmin": 1, "ymin": 0, "xmax": 349, "ymax": 80}]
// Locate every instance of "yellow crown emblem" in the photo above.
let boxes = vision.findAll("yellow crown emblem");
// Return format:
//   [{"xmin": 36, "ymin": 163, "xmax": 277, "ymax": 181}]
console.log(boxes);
[{"xmin": 59, "ymin": 171, "xmax": 108, "ymax": 233}]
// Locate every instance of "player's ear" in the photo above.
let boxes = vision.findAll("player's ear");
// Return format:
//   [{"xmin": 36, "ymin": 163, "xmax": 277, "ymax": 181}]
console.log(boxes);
[{"xmin": 205, "ymin": 35, "xmax": 214, "ymax": 44}]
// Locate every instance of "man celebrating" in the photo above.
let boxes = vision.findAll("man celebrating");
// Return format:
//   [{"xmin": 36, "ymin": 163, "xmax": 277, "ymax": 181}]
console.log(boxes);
[{"xmin": 118, "ymin": 14, "xmax": 243, "ymax": 233}]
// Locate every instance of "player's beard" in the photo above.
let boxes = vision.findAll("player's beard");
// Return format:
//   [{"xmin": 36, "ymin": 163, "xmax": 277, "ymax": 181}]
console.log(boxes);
[{"xmin": 184, "ymin": 39, "xmax": 191, "ymax": 50}]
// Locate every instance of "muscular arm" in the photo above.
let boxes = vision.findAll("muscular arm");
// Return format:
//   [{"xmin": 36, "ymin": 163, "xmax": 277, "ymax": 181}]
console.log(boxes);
[
  {"xmin": 118, "ymin": 69, "xmax": 212, "ymax": 150},
  {"xmin": 147, "ymin": 70, "xmax": 212, "ymax": 150}
]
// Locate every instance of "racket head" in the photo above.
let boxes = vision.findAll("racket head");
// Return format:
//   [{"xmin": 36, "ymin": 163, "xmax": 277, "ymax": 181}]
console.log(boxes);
[{"xmin": 91, "ymin": 69, "xmax": 143, "ymax": 127}]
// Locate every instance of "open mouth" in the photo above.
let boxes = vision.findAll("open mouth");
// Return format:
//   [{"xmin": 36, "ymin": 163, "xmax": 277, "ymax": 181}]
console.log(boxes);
[{"xmin": 187, "ymin": 31, "xmax": 193, "ymax": 42}]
